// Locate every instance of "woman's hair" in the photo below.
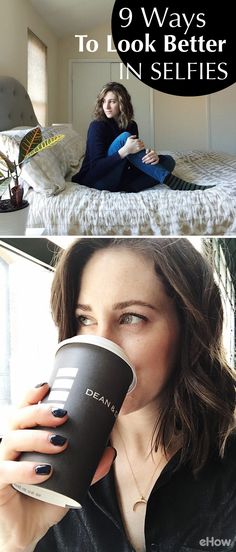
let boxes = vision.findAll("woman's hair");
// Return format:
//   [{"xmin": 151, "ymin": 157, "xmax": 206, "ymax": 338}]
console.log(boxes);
[
  {"xmin": 51, "ymin": 238, "xmax": 236, "ymax": 472},
  {"xmin": 94, "ymin": 82, "xmax": 134, "ymax": 128}
]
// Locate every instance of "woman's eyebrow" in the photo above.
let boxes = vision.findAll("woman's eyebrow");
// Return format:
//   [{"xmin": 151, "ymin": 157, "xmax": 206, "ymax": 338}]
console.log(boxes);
[
  {"xmin": 76, "ymin": 301, "xmax": 157, "ymax": 311},
  {"xmin": 76, "ymin": 303, "xmax": 92, "ymax": 312},
  {"xmin": 113, "ymin": 300, "xmax": 156, "ymax": 310}
]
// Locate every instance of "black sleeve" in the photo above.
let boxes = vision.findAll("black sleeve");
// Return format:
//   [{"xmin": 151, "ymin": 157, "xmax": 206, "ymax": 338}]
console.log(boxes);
[
  {"xmin": 128, "ymin": 120, "xmax": 139, "ymax": 138},
  {"xmin": 85, "ymin": 121, "xmax": 124, "ymax": 181}
]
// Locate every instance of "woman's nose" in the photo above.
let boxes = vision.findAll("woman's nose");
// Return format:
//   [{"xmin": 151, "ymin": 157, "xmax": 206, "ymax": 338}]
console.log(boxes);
[{"xmin": 96, "ymin": 324, "xmax": 121, "ymax": 347}]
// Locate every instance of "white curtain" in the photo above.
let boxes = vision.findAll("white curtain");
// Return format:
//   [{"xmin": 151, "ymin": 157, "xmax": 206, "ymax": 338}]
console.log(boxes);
[
  {"xmin": 0, "ymin": 245, "xmax": 57, "ymax": 436},
  {"xmin": 27, "ymin": 29, "xmax": 48, "ymax": 126}
]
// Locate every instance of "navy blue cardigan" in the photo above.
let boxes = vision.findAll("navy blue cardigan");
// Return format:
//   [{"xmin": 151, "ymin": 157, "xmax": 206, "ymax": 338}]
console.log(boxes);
[{"xmin": 72, "ymin": 118, "xmax": 138, "ymax": 187}]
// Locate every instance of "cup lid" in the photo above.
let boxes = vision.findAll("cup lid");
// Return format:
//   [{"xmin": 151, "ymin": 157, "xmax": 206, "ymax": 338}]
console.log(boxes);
[
  {"xmin": 55, "ymin": 335, "xmax": 136, "ymax": 393},
  {"xmin": 13, "ymin": 483, "xmax": 82, "ymax": 509}
]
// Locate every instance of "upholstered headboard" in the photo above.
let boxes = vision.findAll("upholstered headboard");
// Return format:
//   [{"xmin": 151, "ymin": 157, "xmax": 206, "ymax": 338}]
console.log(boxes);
[{"xmin": 0, "ymin": 76, "xmax": 39, "ymax": 131}]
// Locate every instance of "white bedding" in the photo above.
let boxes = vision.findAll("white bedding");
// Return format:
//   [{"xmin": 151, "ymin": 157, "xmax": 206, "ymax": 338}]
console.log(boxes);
[
  {"xmin": 0, "ymin": 125, "xmax": 235, "ymax": 235},
  {"xmin": 26, "ymin": 150, "xmax": 236, "ymax": 236}
]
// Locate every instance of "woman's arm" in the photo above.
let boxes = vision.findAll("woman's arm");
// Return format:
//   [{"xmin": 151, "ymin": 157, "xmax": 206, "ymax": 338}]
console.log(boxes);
[
  {"xmin": 130, "ymin": 122, "xmax": 159, "ymax": 165},
  {"xmin": 0, "ymin": 384, "xmax": 115, "ymax": 552},
  {"xmin": 85, "ymin": 121, "xmax": 125, "ymax": 181},
  {"xmin": 84, "ymin": 120, "xmax": 144, "ymax": 181}
]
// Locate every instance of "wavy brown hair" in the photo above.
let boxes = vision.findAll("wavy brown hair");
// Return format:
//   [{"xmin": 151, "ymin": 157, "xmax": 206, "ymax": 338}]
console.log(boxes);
[
  {"xmin": 51, "ymin": 238, "xmax": 236, "ymax": 472},
  {"xmin": 94, "ymin": 82, "xmax": 134, "ymax": 129}
]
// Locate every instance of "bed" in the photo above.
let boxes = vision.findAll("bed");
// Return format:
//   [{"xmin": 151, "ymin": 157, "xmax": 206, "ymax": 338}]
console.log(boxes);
[{"xmin": 0, "ymin": 76, "xmax": 235, "ymax": 236}]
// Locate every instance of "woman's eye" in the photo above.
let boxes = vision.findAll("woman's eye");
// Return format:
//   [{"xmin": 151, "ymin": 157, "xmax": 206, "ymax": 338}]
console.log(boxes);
[
  {"xmin": 120, "ymin": 313, "xmax": 146, "ymax": 325},
  {"xmin": 77, "ymin": 316, "xmax": 94, "ymax": 326}
]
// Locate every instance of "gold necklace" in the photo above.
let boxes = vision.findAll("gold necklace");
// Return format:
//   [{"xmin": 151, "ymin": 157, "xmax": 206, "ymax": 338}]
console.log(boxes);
[{"xmin": 116, "ymin": 429, "xmax": 165, "ymax": 512}]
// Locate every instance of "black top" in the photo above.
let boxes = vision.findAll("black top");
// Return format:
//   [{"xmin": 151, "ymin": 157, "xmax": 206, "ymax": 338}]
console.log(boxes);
[
  {"xmin": 35, "ymin": 433, "xmax": 236, "ymax": 552},
  {"xmin": 72, "ymin": 118, "xmax": 138, "ymax": 187}
]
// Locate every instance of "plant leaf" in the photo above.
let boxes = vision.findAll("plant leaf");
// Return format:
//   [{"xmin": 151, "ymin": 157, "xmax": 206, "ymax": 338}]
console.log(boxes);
[
  {"xmin": 18, "ymin": 127, "xmax": 42, "ymax": 164},
  {"xmin": 23, "ymin": 134, "xmax": 65, "ymax": 161},
  {"xmin": 0, "ymin": 151, "xmax": 15, "ymax": 173},
  {"xmin": 0, "ymin": 161, "xmax": 9, "ymax": 176},
  {"xmin": 0, "ymin": 176, "xmax": 11, "ymax": 198}
]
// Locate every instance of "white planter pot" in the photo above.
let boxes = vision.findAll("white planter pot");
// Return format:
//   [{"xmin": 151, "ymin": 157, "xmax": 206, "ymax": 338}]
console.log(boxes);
[{"xmin": 0, "ymin": 201, "xmax": 30, "ymax": 236}]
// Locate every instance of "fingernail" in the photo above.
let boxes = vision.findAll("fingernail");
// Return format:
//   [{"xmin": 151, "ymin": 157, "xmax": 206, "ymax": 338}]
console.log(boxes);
[
  {"xmin": 111, "ymin": 447, "xmax": 117, "ymax": 463},
  {"xmin": 49, "ymin": 434, "xmax": 67, "ymax": 446},
  {"xmin": 51, "ymin": 408, "xmax": 68, "ymax": 418},
  {"xmin": 35, "ymin": 382, "xmax": 48, "ymax": 388},
  {"xmin": 35, "ymin": 464, "xmax": 52, "ymax": 475}
]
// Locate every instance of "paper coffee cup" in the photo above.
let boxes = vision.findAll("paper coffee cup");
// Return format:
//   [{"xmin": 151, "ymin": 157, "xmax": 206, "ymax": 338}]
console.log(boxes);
[{"xmin": 13, "ymin": 335, "xmax": 136, "ymax": 508}]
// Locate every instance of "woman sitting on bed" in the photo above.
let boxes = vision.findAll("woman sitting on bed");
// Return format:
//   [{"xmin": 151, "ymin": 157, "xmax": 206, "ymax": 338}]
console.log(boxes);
[{"xmin": 72, "ymin": 82, "xmax": 213, "ymax": 193}]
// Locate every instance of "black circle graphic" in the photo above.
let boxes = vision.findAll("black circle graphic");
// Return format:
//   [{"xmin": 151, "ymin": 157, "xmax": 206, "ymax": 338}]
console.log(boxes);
[{"xmin": 111, "ymin": 1, "xmax": 235, "ymax": 96}]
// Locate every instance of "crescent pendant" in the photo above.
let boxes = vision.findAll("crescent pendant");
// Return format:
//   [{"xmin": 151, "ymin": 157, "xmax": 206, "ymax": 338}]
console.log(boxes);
[{"xmin": 133, "ymin": 497, "xmax": 147, "ymax": 511}]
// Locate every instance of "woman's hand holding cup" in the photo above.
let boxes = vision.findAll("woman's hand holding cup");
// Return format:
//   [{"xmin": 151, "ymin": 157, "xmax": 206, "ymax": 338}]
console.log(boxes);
[{"xmin": 0, "ymin": 383, "xmax": 116, "ymax": 552}]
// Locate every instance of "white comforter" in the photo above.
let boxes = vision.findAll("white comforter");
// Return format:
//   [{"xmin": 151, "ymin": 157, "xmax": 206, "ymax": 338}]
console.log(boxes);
[{"xmin": 27, "ymin": 150, "xmax": 236, "ymax": 235}]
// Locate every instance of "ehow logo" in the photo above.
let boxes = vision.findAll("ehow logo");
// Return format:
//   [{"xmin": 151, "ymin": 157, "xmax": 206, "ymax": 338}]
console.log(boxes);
[{"xmin": 199, "ymin": 536, "xmax": 235, "ymax": 547}]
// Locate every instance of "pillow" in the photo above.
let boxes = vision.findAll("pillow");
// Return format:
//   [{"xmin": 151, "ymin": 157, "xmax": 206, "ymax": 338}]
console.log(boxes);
[
  {"xmin": 42, "ymin": 125, "xmax": 85, "ymax": 179},
  {"xmin": 12, "ymin": 126, "xmax": 34, "ymax": 130},
  {"xmin": 0, "ymin": 125, "xmax": 85, "ymax": 196}
]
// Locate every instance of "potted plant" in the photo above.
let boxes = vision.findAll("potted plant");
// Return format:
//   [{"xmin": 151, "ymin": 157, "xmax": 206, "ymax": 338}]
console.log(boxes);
[{"xmin": 0, "ymin": 127, "xmax": 64, "ymax": 235}]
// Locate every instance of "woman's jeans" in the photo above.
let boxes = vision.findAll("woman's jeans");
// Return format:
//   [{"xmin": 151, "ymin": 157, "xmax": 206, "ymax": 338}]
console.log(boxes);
[{"xmin": 95, "ymin": 131, "xmax": 176, "ymax": 192}]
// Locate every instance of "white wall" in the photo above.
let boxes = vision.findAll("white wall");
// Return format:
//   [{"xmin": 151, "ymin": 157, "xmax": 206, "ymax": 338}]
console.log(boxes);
[
  {"xmin": 209, "ymin": 85, "xmax": 236, "ymax": 154},
  {"xmin": 154, "ymin": 85, "xmax": 236, "ymax": 154},
  {"xmin": 1, "ymin": 3, "xmax": 235, "ymax": 154},
  {"xmin": 58, "ymin": 22, "xmax": 236, "ymax": 154},
  {"xmin": 58, "ymin": 23, "xmax": 119, "ymax": 124},
  {"xmin": 0, "ymin": 0, "xmax": 59, "ymax": 124}
]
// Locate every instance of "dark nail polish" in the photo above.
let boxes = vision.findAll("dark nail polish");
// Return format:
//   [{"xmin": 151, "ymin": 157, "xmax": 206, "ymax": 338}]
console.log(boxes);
[
  {"xmin": 35, "ymin": 464, "xmax": 52, "ymax": 475},
  {"xmin": 51, "ymin": 408, "xmax": 68, "ymax": 418},
  {"xmin": 49, "ymin": 434, "xmax": 67, "ymax": 446},
  {"xmin": 35, "ymin": 382, "xmax": 48, "ymax": 388}
]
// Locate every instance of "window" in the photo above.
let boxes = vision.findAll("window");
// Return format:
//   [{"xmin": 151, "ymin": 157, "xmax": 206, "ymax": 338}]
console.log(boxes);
[
  {"xmin": 27, "ymin": 29, "xmax": 48, "ymax": 126},
  {"xmin": 0, "ymin": 241, "xmax": 58, "ymax": 435},
  {"xmin": 203, "ymin": 239, "xmax": 235, "ymax": 368},
  {"xmin": 189, "ymin": 238, "xmax": 235, "ymax": 368}
]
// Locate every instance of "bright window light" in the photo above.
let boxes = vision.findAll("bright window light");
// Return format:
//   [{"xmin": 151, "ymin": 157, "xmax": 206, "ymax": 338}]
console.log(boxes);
[{"xmin": 27, "ymin": 29, "xmax": 48, "ymax": 126}]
